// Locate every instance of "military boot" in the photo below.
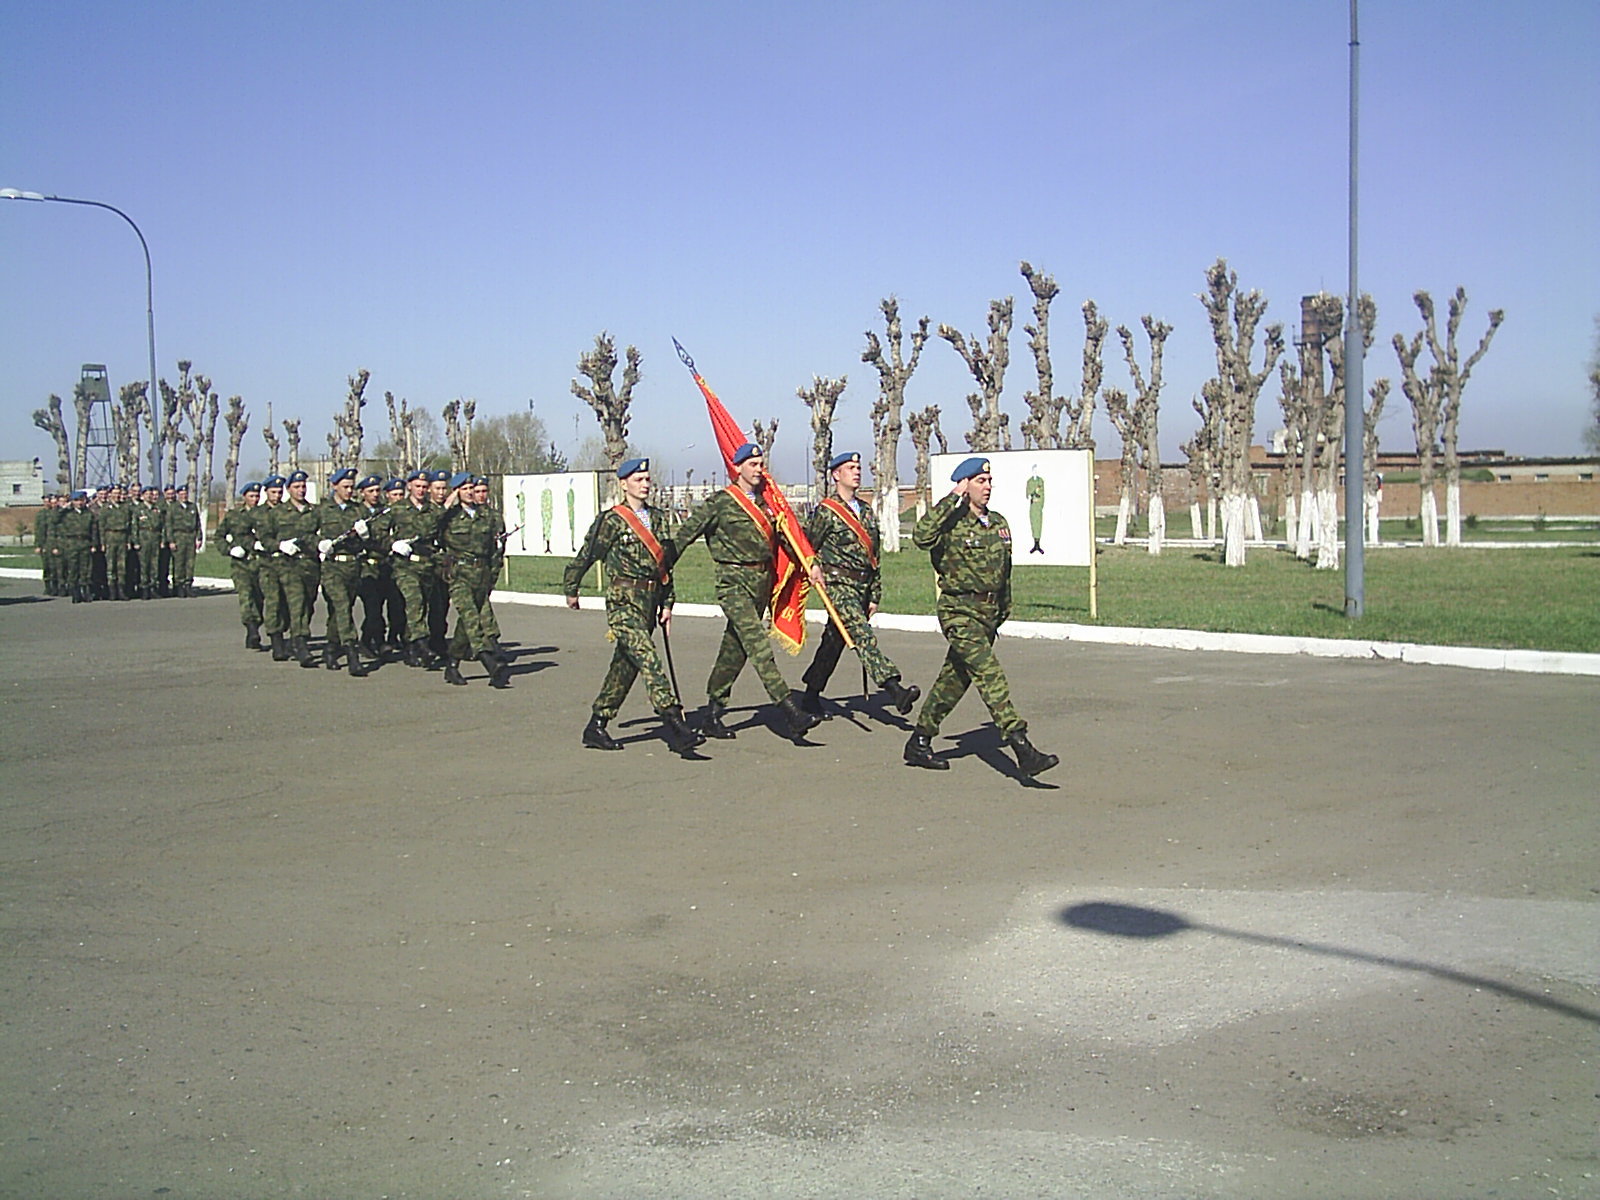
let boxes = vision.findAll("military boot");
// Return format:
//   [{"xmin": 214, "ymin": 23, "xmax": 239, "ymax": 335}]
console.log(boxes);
[
  {"xmin": 1006, "ymin": 730, "xmax": 1059, "ymax": 778},
  {"xmin": 660, "ymin": 706, "xmax": 706, "ymax": 755},
  {"xmin": 486, "ymin": 636, "xmax": 511, "ymax": 665},
  {"xmin": 404, "ymin": 638, "xmax": 427, "ymax": 668},
  {"xmin": 294, "ymin": 636, "xmax": 317, "ymax": 668},
  {"xmin": 582, "ymin": 716, "xmax": 622, "ymax": 751},
  {"xmin": 71, "ymin": 585, "xmax": 84, "ymax": 604},
  {"xmin": 778, "ymin": 695, "xmax": 823, "ymax": 739},
  {"xmin": 346, "ymin": 646, "xmax": 369, "ymax": 678},
  {"xmin": 245, "ymin": 624, "xmax": 262, "ymax": 651},
  {"xmin": 324, "ymin": 642, "xmax": 342, "ymax": 670},
  {"xmin": 881, "ymin": 676, "xmax": 921, "ymax": 715},
  {"xmin": 800, "ymin": 688, "xmax": 826, "ymax": 717},
  {"xmin": 700, "ymin": 702, "xmax": 736, "ymax": 740},
  {"xmin": 904, "ymin": 732, "xmax": 949, "ymax": 770},
  {"xmin": 477, "ymin": 649, "xmax": 510, "ymax": 689},
  {"xmin": 270, "ymin": 632, "xmax": 289, "ymax": 661},
  {"xmin": 443, "ymin": 658, "xmax": 467, "ymax": 686}
]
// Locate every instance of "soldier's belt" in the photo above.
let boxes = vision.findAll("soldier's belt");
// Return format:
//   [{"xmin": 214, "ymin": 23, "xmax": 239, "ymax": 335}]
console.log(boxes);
[
  {"xmin": 943, "ymin": 590, "xmax": 1000, "ymax": 604},
  {"xmin": 610, "ymin": 575, "xmax": 661, "ymax": 589},
  {"xmin": 718, "ymin": 560, "xmax": 774, "ymax": 569},
  {"xmin": 824, "ymin": 564, "xmax": 874, "ymax": 583},
  {"xmin": 328, "ymin": 554, "xmax": 356, "ymax": 562}
]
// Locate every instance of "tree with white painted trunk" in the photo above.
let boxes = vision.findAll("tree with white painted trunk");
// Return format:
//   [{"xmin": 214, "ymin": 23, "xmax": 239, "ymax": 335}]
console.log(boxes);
[
  {"xmin": 798, "ymin": 374, "xmax": 847, "ymax": 494},
  {"xmin": 1198, "ymin": 259, "xmax": 1284, "ymax": 566},
  {"xmin": 907, "ymin": 404, "xmax": 947, "ymax": 519},
  {"xmin": 1116, "ymin": 316, "xmax": 1172, "ymax": 555},
  {"xmin": 1363, "ymin": 378, "xmax": 1389, "ymax": 543},
  {"xmin": 862, "ymin": 297, "xmax": 929, "ymax": 554}
]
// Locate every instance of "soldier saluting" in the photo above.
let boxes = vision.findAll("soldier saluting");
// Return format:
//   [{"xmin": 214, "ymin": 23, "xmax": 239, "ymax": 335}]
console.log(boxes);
[
  {"xmin": 904, "ymin": 457, "xmax": 1058, "ymax": 778},
  {"xmin": 564, "ymin": 457, "xmax": 705, "ymax": 757}
]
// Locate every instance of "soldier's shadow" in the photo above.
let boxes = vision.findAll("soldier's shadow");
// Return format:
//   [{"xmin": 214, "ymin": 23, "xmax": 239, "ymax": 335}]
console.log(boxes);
[
  {"xmin": 0, "ymin": 595, "xmax": 52, "ymax": 606},
  {"xmin": 503, "ymin": 644, "xmax": 560, "ymax": 676},
  {"xmin": 942, "ymin": 726, "xmax": 1059, "ymax": 788},
  {"xmin": 816, "ymin": 693, "xmax": 913, "ymax": 734},
  {"xmin": 616, "ymin": 715, "xmax": 713, "ymax": 760}
]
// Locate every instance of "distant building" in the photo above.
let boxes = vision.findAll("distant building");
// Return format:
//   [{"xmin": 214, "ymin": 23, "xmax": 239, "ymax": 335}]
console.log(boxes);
[{"xmin": 1, "ymin": 459, "xmax": 46, "ymax": 507}]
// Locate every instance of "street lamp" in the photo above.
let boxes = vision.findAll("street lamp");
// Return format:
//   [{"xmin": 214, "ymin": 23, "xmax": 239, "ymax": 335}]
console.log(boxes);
[{"xmin": 1, "ymin": 188, "xmax": 163, "ymax": 489}]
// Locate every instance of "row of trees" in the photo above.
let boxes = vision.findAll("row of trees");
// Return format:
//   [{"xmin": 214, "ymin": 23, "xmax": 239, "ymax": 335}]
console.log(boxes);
[{"xmin": 30, "ymin": 261, "xmax": 1505, "ymax": 569}]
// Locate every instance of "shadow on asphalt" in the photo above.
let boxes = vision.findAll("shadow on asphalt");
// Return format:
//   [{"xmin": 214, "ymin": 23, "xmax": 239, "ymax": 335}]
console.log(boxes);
[
  {"xmin": 1058, "ymin": 900, "xmax": 1600, "ymax": 1025},
  {"xmin": 944, "ymin": 726, "xmax": 1061, "ymax": 788}
]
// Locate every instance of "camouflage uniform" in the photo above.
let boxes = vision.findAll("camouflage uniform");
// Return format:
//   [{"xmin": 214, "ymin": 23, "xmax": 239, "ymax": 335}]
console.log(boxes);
[
  {"xmin": 439, "ymin": 501, "xmax": 499, "ymax": 661},
  {"xmin": 672, "ymin": 486, "xmax": 792, "ymax": 707},
  {"xmin": 53, "ymin": 499, "xmax": 98, "ymax": 600},
  {"xmin": 272, "ymin": 497, "xmax": 323, "ymax": 640},
  {"xmin": 253, "ymin": 498, "xmax": 289, "ymax": 644},
  {"xmin": 167, "ymin": 494, "xmax": 203, "ymax": 594},
  {"xmin": 384, "ymin": 495, "xmax": 444, "ymax": 664},
  {"xmin": 800, "ymin": 495, "xmax": 901, "ymax": 693},
  {"xmin": 314, "ymin": 494, "xmax": 367, "ymax": 651},
  {"xmin": 132, "ymin": 496, "xmax": 165, "ymax": 597},
  {"xmin": 564, "ymin": 504, "xmax": 677, "ymax": 719},
  {"xmin": 217, "ymin": 496, "xmax": 265, "ymax": 638},
  {"xmin": 35, "ymin": 499, "xmax": 61, "ymax": 595},
  {"xmin": 97, "ymin": 495, "xmax": 134, "ymax": 599},
  {"xmin": 910, "ymin": 490, "xmax": 1025, "ymax": 738}
]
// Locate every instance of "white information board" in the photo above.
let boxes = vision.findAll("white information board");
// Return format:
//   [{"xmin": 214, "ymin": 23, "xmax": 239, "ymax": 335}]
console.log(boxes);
[
  {"xmin": 500, "ymin": 472, "xmax": 602, "ymax": 557},
  {"xmin": 928, "ymin": 449, "xmax": 1095, "ymax": 568}
]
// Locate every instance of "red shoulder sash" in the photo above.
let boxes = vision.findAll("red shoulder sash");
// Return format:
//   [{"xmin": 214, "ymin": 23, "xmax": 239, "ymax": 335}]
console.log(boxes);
[
  {"xmin": 724, "ymin": 485, "xmax": 777, "ymax": 550},
  {"xmin": 820, "ymin": 497, "xmax": 878, "ymax": 568},
  {"xmin": 611, "ymin": 504, "xmax": 668, "ymax": 582}
]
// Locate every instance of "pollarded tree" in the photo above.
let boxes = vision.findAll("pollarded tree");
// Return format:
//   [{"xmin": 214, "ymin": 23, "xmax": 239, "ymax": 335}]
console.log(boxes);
[
  {"xmin": 799, "ymin": 374, "xmax": 847, "ymax": 494},
  {"xmin": 33, "ymin": 394, "xmax": 72, "ymax": 489},
  {"xmin": 1363, "ymin": 378, "xmax": 1389, "ymax": 543},
  {"xmin": 862, "ymin": 297, "xmax": 930, "ymax": 553},
  {"xmin": 1198, "ymin": 258, "xmax": 1284, "ymax": 566},
  {"xmin": 71, "ymin": 377, "xmax": 95, "ymax": 491},
  {"xmin": 1186, "ymin": 390, "xmax": 1223, "ymax": 541},
  {"xmin": 329, "ymin": 368, "xmax": 370, "ymax": 472},
  {"xmin": 116, "ymin": 382, "xmax": 148, "ymax": 485},
  {"xmin": 940, "ymin": 297, "xmax": 1014, "ymax": 453},
  {"xmin": 1066, "ymin": 300, "xmax": 1109, "ymax": 450},
  {"xmin": 907, "ymin": 404, "xmax": 947, "ymax": 518},
  {"xmin": 281, "ymin": 417, "xmax": 302, "ymax": 474},
  {"xmin": 1586, "ymin": 316, "xmax": 1600, "ymax": 453},
  {"xmin": 751, "ymin": 417, "xmax": 779, "ymax": 462},
  {"xmin": 1116, "ymin": 316, "xmax": 1173, "ymax": 555},
  {"xmin": 571, "ymin": 332, "xmax": 640, "ymax": 476},
  {"xmin": 1019, "ymin": 262, "xmax": 1063, "ymax": 449},
  {"xmin": 442, "ymin": 399, "xmax": 478, "ymax": 473},
  {"xmin": 1102, "ymin": 387, "xmax": 1138, "ymax": 545},
  {"xmin": 222, "ymin": 395, "xmax": 249, "ymax": 510}
]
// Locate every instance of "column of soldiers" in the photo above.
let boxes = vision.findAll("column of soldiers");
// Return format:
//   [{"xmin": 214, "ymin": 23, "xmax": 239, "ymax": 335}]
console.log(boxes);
[
  {"xmin": 216, "ymin": 467, "xmax": 512, "ymax": 684},
  {"xmin": 34, "ymin": 482, "xmax": 205, "ymax": 602}
]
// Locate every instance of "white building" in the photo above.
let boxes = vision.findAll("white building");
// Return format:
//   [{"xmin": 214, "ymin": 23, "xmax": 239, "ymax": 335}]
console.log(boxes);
[{"xmin": 0, "ymin": 458, "xmax": 46, "ymax": 506}]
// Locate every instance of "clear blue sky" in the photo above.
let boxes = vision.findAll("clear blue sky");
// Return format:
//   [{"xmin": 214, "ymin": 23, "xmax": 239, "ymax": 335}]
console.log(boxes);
[{"xmin": 3, "ymin": 0, "xmax": 1596, "ymax": 486}]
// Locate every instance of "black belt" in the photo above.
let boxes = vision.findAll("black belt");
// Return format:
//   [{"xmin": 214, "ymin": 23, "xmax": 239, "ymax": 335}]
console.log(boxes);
[
  {"xmin": 824, "ymin": 564, "xmax": 874, "ymax": 582},
  {"xmin": 944, "ymin": 590, "xmax": 1000, "ymax": 604},
  {"xmin": 720, "ymin": 560, "xmax": 773, "ymax": 569},
  {"xmin": 611, "ymin": 575, "xmax": 662, "ymax": 588}
]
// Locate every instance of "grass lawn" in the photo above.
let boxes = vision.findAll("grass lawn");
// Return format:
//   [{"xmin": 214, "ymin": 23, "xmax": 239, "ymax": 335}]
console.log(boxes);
[{"xmin": 9, "ymin": 538, "xmax": 1596, "ymax": 654}]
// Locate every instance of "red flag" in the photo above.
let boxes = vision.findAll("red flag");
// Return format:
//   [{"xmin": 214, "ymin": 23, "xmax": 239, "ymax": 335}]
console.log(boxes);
[{"xmin": 675, "ymin": 341, "xmax": 814, "ymax": 654}]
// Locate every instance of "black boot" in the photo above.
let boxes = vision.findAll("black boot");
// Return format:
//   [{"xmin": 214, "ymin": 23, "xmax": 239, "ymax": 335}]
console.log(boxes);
[
  {"xmin": 904, "ymin": 732, "xmax": 949, "ymax": 770},
  {"xmin": 660, "ymin": 706, "xmax": 706, "ymax": 755},
  {"xmin": 487, "ymin": 636, "xmax": 510, "ymax": 665},
  {"xmin": 270, "ymin": 632, "xmax": 289, "ymax": 661},
  {"xmin": 582, "ymin": 716, "xmax": 622, "ymax": 750},
  {"xmin": 443, "ymin": 658, "xmax": 467, "ymax": 686},
  {"xmin": 405, "ymin": 638, "xmax": 427, "ymax": 668},
  {"xmin": 71, "ymin": 585, "xmax": 83, "ymax": 603},
  {"xmin": 477, "ymin": 649, "xmax": 510, "ymax": 689},
  {"xmin": 324, "ymin": 642, "xmax": 342, "ymax": 670},
  {"xmin": 700, "ymin": 702, "xmax": 736, "ymax": 740},
  {"xmin": 346, "ymin": 645, "xmax": 368, "ymax": 677},
  {"xmin": 1007, "ymin": 729, "xmax": 1059, "ymax": 778},
  {"xmin": 881, "ymin": 676, "xmax": 921, "ymax": 715},
  {"xmin": 294, "ymin": 636, "xmax": 317, "ymax": 668},
  {"xmin": 245, "ymin": 624, "xmax": 262, "ymax": 651},
  {"xmin": 800, "ymin": 688, "xmax": 825, "ymax": 716},
  {"xmin": 779, "ymin": 695, "xmax": 822, "ymax": 739}
]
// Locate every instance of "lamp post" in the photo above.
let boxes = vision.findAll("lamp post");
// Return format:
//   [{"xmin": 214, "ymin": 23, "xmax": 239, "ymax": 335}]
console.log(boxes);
[
  {"xmin": 1, "ymin": 188, "xmax": 162, "ymax": 489},
  {"xmin": 1343, "ymin": 1, "xmax": 1365, "ymax": 617}
]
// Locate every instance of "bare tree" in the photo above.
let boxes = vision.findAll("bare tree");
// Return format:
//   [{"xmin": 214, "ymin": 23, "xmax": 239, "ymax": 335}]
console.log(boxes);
[
  {"xmin": 1586, "ymin": 316, "xmax": 1600, "ymax": 454},
  {"xmin": 329, "ymin": 368, "xmax": 370, "ymax": 471},
  {"xmin": 442, "ymin": 399, "xmax": 476, "ymax": 473},
  {"xmin": 116, "ymin": 382, "xmax": 148, "ymax": 484},
  {"xmin": 33, "ymin": 395, "xmax": 72, "ymax": 489},
  {"xmin": 1019, "ymin": 262, "xmax": 1063, "ymax": 449},
  {"xmin": 282, "ymin": 417, "xmax": 302, "ymax": 474},
  {"xmin": 156, "ymin": 374, "xmax": 188, "ymax": 490},
  {"xmin": 1198, "ymin": 258, "xmax": 1284, "ymax": 566},
  {"xmin": 1103, "ymin": 386, "xmax": 1138, "ymax": 545},
  {"xmin": 862, "ymin": 297, "xmax": 930, "ymax": 554},
  {"xmin": 1066, "ymin": 301, "xmax": 1109, "ymax": 450},
  {"xmin": 468, "ymin": 410, "xmax": 559, "ymax": 476},
  {"xmin": 222, "ymin": 396, "xmax": 249, "ymax": 509},
  {"xmin": 571, "ymin": 332, "xmax": 640, "ymax": 476},
  {"xmin": 751, "ymin": 417, "xmax": 779, "ymax": 462},
  {"xmin": 907, "ymin": 404, "xmax": 946, "ymax": 517},
  {"xmin": 1363, "ymin": 378, "xmax": 1390, "ymax": 543},
  {"xmin": 262, "ymin": 404, "xmax": 282, "ymax": 477},
  {"xmin": 799, "ymin": 374, "xmax": 848, "ymax": 495},
  {"xmin": 940, "ymin": 297, "xmax": 1014, "ymax": 453},
  {"xmin": 71, "ymin": 377, "xmax": 94, "ymax": 491},
  {"xmin": 1116, "ymin": 316, "xmax": 1173, "ymax": 554}
]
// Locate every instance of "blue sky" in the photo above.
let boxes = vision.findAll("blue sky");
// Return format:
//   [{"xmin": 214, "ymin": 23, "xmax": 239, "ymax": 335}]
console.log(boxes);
[{"xmin": 3, "ymin": 0, "xmax": 1596, "ymax": 487}]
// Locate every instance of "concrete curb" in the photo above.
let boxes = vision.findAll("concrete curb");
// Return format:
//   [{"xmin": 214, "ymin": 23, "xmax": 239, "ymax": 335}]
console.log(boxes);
[{"xmin": 6, "ymin": 567, "xmax": 1596, "ymax": 677}]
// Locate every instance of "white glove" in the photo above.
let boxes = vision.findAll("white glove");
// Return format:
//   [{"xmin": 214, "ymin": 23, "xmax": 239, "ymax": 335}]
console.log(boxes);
[
  {"xmin": 391, "ymin": 539, "xmax": 412, "ymax": 556},
  {"xmin": 317, "ymin": 538, "xmax": 335, "ymax": 555},
  {"xmin": 279, "ymin": 539, "xmax": 299, "ymax": 556},
  {"xmin": 229, "ymin": 544, "xmax": 247, "ymax": 559},
  {"xmin": 253, "ymin": 540, "xmax": 265, "ymax": 552},
  {"xmin": 353, "ymin": 519, "xmax": 369, "ymax": 536}
]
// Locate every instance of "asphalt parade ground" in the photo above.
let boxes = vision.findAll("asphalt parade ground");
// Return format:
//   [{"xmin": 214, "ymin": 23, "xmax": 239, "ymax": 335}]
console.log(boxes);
[{"xmin": 1, "ymin": 574, "xmax": 1596, "ymax": 1199}]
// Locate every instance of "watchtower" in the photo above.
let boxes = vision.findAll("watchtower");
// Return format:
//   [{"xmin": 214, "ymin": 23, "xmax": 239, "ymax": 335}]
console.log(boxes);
[{"xmin": 78, "ymin": 363, "xmax": 117, "ymax": 487}]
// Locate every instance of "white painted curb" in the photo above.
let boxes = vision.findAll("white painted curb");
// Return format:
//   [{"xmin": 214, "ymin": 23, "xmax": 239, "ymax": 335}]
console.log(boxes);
[{"xmin": 5, "ymin": 567, "xmax": 1595, "ymax": 677}]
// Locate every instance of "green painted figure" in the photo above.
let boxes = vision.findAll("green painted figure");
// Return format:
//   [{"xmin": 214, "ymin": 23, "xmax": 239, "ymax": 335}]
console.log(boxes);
[
  {"xmin": 540, "ymin": 484, "xmax": 554, "ymax": 553},
  {"xmin": 799, "ymin": 451, "xmax": 920, "ymax": 718},
  {"xmin": 564, "ymin": 456, "xmax": 703, "ymax": 756},
  {"xmin": 904, "ymin": 457, "xmax": 1058, "ymax": 778},
  {"xmin": 1026, "ymin": 469, "xmax": 1045, "ymax": 554}
]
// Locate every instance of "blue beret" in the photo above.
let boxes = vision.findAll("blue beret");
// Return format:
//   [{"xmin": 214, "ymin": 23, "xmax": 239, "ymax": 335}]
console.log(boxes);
[
  {"xmin": 828, "ymin": 451, "xmax": 860, "ymax": 471},
  {"xmin": 356, "ymin": 474, "xmax": 382, "ymax": 490},
  {"xmin": 617, "ymin": 456, "xmax": 649, "ymax": 479},
  {"xmin": 240, "ymin": 481, "xmax": 261, "ymax": 495},
  {"xmin": 430, "ymin": 469, "xmax": 452, "ymax": 483},
  {"xmin": 448, "ymin": 470, "xmax": 472, "ymax": 490},
  {"xmin": 72, "ymin": 489, "xmax": 89, "ymax": 499},
  {"xmin": 950, "ymin": 457, "xmax": 991, "ymax": 483},
  {"xmin": 731, "ymin": 442, "xmax": 760, "ymax": 465},
  {"xmin": 384, "ymin": 477, "xmax": 404, "ymax": 491},
  {"xmin": 264, "ymin": 474, "xmax": 286, "ymax": 488},
  {"xmin": 287, "ymin": 470, "xmax": 309, "ymax": 484},
  {"xmin": 331, "ymin": 467, "xmax": 357, "ymax": 485},
  {"xmin": 404, "ymin": 468, "xmax": 426, "ymax": 482}
]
